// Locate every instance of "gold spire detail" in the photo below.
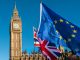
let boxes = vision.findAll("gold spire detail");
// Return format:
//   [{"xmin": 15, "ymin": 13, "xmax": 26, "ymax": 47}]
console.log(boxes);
[{"xmin": 13, "ymin": 2, "xmax": 18, "ymax": 16}]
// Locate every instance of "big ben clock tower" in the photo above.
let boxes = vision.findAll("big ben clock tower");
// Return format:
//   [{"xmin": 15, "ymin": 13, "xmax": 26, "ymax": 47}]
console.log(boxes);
[{"xmin": 10, "ymin": 4, "xmax": 22, "ymax": 60}]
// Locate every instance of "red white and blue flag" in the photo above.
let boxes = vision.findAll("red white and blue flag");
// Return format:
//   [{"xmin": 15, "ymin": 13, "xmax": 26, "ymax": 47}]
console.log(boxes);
[
  {"xmin": 38, "ymin": 38, "xmax": 61, "ymax": 60},
  {"xmin": 33, "ymin": 27, "xmax": 61, "ymax": 60},
  {"xmin": 33, "ymin": 27, "xmax": 40, "ymax": 47}
]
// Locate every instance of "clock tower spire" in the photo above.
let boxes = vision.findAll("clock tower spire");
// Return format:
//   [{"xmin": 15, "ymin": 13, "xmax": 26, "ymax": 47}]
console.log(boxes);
[
  {"xmin": 10, "ymin": 2, "xmax": 22, "ymax": 60},
  {"xmin": 13, "ymin": 3, "xmax": 19, "ymax": 17}
]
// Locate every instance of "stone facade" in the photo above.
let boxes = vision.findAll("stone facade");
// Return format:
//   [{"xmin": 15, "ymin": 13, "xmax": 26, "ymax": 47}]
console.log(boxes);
[
  {"xmin": 21, "ymin": 51, "xmax": 47, "ymax": 60},
  {"xmin": 10, "ymin": 4, "xmax": 22, "ymax": 60}
]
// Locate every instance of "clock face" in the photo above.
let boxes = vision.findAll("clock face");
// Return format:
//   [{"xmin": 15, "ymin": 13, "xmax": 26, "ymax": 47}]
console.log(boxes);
[{"xmin": 13, "ymin": 23, "xmax": 19, "ymax": 29}]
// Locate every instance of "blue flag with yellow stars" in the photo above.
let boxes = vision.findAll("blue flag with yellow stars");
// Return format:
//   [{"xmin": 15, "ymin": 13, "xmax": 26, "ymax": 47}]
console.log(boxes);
[
  {"xmin": 42, "ymin": 3, "xmax": 80, "ymax": 53},
  {"xmin": 38, "ymin": 3, "xmax": 68, "ymax": 51}
]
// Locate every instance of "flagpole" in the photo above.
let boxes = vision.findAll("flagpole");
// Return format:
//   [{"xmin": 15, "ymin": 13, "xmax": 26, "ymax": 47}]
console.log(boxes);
[
  {"xmin": 38, "ymin": 0, "xmax": 42, "ymax": 32},
  {"xmin": 33, "ymin": 26, "xmax": 36, "ymax": 54}
]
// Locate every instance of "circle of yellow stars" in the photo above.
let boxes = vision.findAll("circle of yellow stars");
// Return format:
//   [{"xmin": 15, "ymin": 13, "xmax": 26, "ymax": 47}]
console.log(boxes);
[{"xmin": 54, "ymin": 19, "xmax": 78, "ymax": 42}]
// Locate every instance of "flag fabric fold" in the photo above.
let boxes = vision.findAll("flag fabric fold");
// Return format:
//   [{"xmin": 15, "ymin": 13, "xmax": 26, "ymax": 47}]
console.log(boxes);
[
  {"xmin": 33, "ymin": 2, "xmax": 80, "ymax": 60},
  {"xmin": 42, "ymin": 3, "xmax": 80, "ymax": 52},
  {"xmin": 34, "ymin": 3, "xmax": 62, "ymax": 60}
]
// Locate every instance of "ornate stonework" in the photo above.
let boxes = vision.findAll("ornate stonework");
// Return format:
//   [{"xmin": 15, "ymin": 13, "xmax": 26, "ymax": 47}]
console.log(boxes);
[
  {"xmin": 10, "ymin": 4, "xmax": 22, "ymax": 60},
  {"xmin": 21, "ymin": 51, "xmax": 47, "ymax": 60}
]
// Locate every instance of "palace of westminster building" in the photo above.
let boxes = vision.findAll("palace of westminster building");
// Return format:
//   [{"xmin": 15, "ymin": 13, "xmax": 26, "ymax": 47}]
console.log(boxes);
[{"xmin": 9, "ymin": 4, "xmax": 47, "ymax": 60}]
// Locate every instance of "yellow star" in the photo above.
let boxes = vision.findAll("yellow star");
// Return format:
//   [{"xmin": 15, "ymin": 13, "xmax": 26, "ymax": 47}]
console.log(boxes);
[
  {"xmin": 60, "ymin": 19, "xmax": 63, "ymax": 22},
  {"xmin": 68, "ymin": 38, "xmax": 71, "ymax": 42},
  {"xmin": 73, "ymin": 30, "xmax": 77, "ymax": 33},
  {"xmin": 70, "ymin": 25, "xmax": 74, "ymax": 28},
  {"xmin": 56, "ymin": 30, "xmax": 58, "ymax": 33},
  {"xmin": 66, "ymin": 21, "xmax": 69, "ymax": 24},
  {"xmin": 59, "ymin": 36, "xmax": 62, "ymax": 40},
  {"xmin": 60, "ymin": 46, "xmax": 64, "ymax": 51},
  {"xmin": 71, "ymin": 34, "xmax": 76, "ymax": 38},
  {"xmin": 54, "ymin": 20, "xmax": 57, "ymax": 24}
]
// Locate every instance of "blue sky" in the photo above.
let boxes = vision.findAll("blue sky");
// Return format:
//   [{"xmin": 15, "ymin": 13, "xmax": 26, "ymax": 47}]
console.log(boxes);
[{"xmin": 0, "ymin": 0, "xmax": 80, "ymax": 60}]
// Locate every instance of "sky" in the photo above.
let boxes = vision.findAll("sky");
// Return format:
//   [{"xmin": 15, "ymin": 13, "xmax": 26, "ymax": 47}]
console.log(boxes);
[{"xmin": 0, "ymin": 0, "xmax": 80, "ymax": 60}]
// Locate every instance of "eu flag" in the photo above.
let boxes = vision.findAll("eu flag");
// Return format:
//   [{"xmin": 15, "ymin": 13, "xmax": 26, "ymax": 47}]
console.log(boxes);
[
  {"xmin": 42, "ymin": 3, "xmax": 80, "ymax": 52},
  {"xmin": 38, "ymin": 3, "xmax": 67, "ymax": 50}
]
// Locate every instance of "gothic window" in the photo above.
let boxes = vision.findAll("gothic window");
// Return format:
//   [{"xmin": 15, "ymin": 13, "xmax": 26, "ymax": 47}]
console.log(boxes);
[{"xmin": 16, "ymin": 51, "xmax": 18, "ymax": 56}]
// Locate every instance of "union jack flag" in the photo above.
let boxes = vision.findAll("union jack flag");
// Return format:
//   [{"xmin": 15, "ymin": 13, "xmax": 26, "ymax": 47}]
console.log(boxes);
[
  {"xmin": 33, "ymin": 27, "xmax": 61, "ymax": 60},
  {"xmin": 33, "ymin": 27, "xmax": 40, "ymax": 47},
  {"xmin": 38, "ymin": 38, "xmax": 61, "ymax": 60}
]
